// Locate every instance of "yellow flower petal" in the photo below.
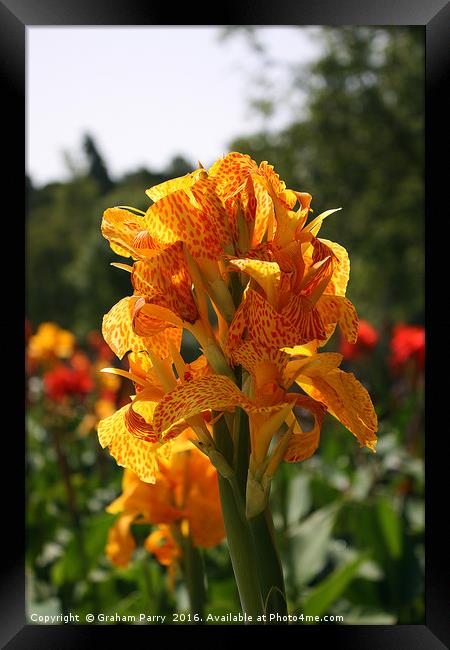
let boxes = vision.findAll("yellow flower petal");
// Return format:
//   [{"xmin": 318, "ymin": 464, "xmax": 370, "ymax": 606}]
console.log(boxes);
[
  {"xmin": 208, "ymin": 152, "xmax": 257, "ymax": 199},
  {"xmin": 182, "ymin": 451, "xmax": 226, "ymax": 548},
  {"xmin": 320, "ymin": 239, "xmax": 350, "ymax": 297},
  {"xmin": 97, "ymin": 403, "xmax": 164, "ymax": 483},
  {"xmin": 227, "ymin": 289, "xmax": 327, "ymax": 352},
  {"xmin": 282, "ymin": 342, "xmax": 317, "ymax": 357},
  {"xmin": 144, "ymin": 525, "xmax": 181, "ymax": 566},
  {"xmin": 103, "ymin": 296, "xmax": 153, "ymax": 360},
  {"xmin": 297, "ymin": 369, "xmax": 377, "ymax": 451},
  {"xmin": 145, "ymin": 169, "xmax": 205, "ymax": 202},
  {"xmin": 231, "ymin": 340, "xmax": 289, "ymax": 387},
  {"xmin": 228, "ymin": 257, "xmax": 281, "ymax": 306},
  {"xmin": 153, "ymin": 374, "xmax": 287, "ymax": 438},
  {"xmin": 131, "ymin": 242, "xmax": 198, "ymax": 323},
  {"xmin": 144, "ymin": 177, "xmax": 230, "ymax": 260},
  {"xmin": 304, "ymin": 208, "xmax": 342, "ymax": 237},
  {"xmin": 315, "ymin": 294, "xmax": 359, "ymax": 343},
  {"xmin": 284, "ymin": 396, "xmax": 326, "ymax": 463},
  {"xmin": 285, "ymin": 352, "xmax": 343, "ymax": 386},
  {"xmin": 102, "ymin": 207, "xmax": 157, "ymax": 259}
]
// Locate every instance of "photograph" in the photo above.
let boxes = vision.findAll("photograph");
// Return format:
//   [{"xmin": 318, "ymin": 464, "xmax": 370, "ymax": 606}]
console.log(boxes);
[{"xmin": 10, "ymin": 7, "xmax": 447, "ymax": 646}]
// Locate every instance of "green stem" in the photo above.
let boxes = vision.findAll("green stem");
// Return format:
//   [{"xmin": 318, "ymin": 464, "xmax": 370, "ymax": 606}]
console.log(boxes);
[
  {"xmin": 234, "ymin": 410, "xmax": 288, "ymax": 618},
  {"xmin": 248, "ymin": 508, "xmax": 288, "ymax": 619},
  {"xmin": 214, "ymin": 417, "xmax": 264, "ymax": 622},
  {"xmin": 140, "ymin": 555, "xmax": 155, "ymax": 609},
  {"xmin": 233, "ymin": 404, "xmax": 250, "ymax": 500},
  {"xmin": 182, "ymin": 536, "xmax": 206, "ymax": 622}
]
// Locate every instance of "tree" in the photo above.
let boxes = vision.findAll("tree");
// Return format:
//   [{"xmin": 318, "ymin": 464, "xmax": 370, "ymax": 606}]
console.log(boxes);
[
  {"xmin": 83, "ymin": 134, "xmax": 113, "ymax": 195},
  {"xmin": 230, "ymin": 27, "xmax": 424, "ymax": 327}
]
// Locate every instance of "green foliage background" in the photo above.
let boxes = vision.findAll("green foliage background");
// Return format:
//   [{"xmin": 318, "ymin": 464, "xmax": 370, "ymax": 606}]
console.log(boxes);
[{"xmin": 26, "ymin": 26, "xmax": 424, "ymax": 625}]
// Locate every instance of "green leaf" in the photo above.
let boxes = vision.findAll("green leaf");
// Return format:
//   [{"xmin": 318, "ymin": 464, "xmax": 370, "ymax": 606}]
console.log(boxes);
[
  {"xmin": 286, "ymin": 473, "xmax": 311, "ymax": 526},
  {"xmin": 376, "ymin": 497, "xmax": 403, "ymax": 560},
  {"xmin": 84, "ymin": 512, "xmax": 118, "ymax": 566},
  {"xmin": 288, "ymin": 501, "xmax": 341, "ymax": 586},
  {"xmin": 300, "ymin": 553, "xmax": 368, "ymax": 619},
  {"xmin": 50, "ymin": 536, "xmax": 85, "ymax": 586}
]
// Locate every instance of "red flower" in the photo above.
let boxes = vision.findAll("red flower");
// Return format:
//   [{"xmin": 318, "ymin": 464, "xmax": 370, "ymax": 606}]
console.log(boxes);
[
  {"xmin": 389, "ymin": 324, "xmax": 425, "ymax": 373},
  {"xmin": 43, "ymin": 365, "xmax": 94, "ymax": 402},
  {"xmin": 340, "ymin": 319, "xmax": 379, "ymax": 360}
]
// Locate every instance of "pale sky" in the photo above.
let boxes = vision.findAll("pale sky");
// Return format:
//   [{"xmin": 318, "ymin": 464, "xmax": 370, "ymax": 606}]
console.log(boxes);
[{"xmin": 27, "ymin": 26, "xmax": 322, "ymax": 186}]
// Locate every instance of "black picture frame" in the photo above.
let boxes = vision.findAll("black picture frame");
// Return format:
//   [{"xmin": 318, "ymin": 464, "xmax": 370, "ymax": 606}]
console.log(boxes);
[{"xmin": 8, "ymin": 1, "xmax": 449, "ymax": 647}]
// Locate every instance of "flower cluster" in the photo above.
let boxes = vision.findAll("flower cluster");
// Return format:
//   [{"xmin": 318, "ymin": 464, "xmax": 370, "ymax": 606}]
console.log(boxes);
[
  {"xmin": 98, "ymin": 152, "xmax": 378, "ymax": 517},
  {"xmin": 105, "ymin": 432, "xmax": 225, "ymax": 576},
  {"xmin": 27, "ymin": 322, "xmax": 75, "ymax": 372},
  {"xmin": 43, "ymin": 362, "xmax": 94, "ymax": 403},
  {"xmin": 26, "ymin": 323, "xmax": 123, "ymax": 432}
]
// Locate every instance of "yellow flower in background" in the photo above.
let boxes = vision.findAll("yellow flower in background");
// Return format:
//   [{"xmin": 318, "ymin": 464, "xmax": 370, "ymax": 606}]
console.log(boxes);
[
  {"xmin": 105, "ymin": 435, "xmax": 225, "ymax": 570},
  {"xmin": 27, "ymin": 322, "xmax": 75, "ymax": 365},
  {"xmin": 105, "ymin": 512, "xmax": 137, "ymax": 568},
  {"xmin": 145, "ymin": 524, "xmax": 180, "ymax": 567}
]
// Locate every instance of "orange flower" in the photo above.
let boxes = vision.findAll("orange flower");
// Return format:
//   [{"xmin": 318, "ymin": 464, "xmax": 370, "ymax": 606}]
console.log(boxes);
[
  {"xmin": 225, "ymin": 230, "xmax": 356, "ymax": 353},
  {"xmin": 145, "ymin": 524, "xmax": 180, "ymax": 566},
  {"xmin": 105, "ymin": 438, "xmax": 225, "ymax": 569},
  {"xmin": 105, "ymin": 513, "xmax": 137, "ymax": 568},
  {"xmin": 27, "ymin": 322, "xmax": 75, "ymax": 366},
  {"xmin": 97, "ymin": 349, "xmax": 214, "ymax": 482},
  {"xmin": 150, "ymin": 338, "xmax": 377, "ymax": 516},
  {"xmin": 97, "ymin": 151, "xmax": 377, "ymax": 520}
]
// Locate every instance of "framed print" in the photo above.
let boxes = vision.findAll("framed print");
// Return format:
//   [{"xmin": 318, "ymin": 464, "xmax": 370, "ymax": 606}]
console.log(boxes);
[{"xmin": 6, "ymin": 0, "xmax": 449, "ymax": 647}]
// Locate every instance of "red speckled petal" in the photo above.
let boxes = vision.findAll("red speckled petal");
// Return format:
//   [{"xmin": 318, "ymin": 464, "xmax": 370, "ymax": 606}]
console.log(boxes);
[
  {"xmin": 227, "ymin": 289, "xmax": 327, "ymax": 352},
  {"xmin": 103, "ymin": 297, "xmax": 152, "ymax": 360},
  {"xmin": 315, "ymin": 294, "xmax": 359, "ymax": 343},
  {"xmin": 144, "ymin": 178, "xmax": 230, "ymax": 260},
  {"xmin": 131, "ymin": 242, "xmax": 198, "ymax": 322},
  {"xmin": 146, "ymin": 328, "xmax": 183, "ymax": 360},
  {"xmin": 98, "ymin": 403, "xmax": 162, "ymax": 483},
  {"xmin": 297, "ymin": 369, "xmax": 377, "ymax": 451},
  {"xmin": 208, "ymin": 152, "xmax": 257, "ymax": 198},
  {"xmin": 252, "ymin": 174, "xmax": 274, "ymax": 246},
  {"xmin": 320, "ymin": 239, "xmax": 350, "ymax": 297},
  {"xmin": 231, "ymin": 340, "xmax": 289, "ymax": 383},
  {"xmin": 145, "ymin": 169, "xmax": 205, "ymax": 202},
  {"xmin": 153, "ymin": 375, "xmax": 289, "ymax": 438},
  {"xmin": 102, "ymin": 207, "xmax": 158, "ymax": 259}
]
